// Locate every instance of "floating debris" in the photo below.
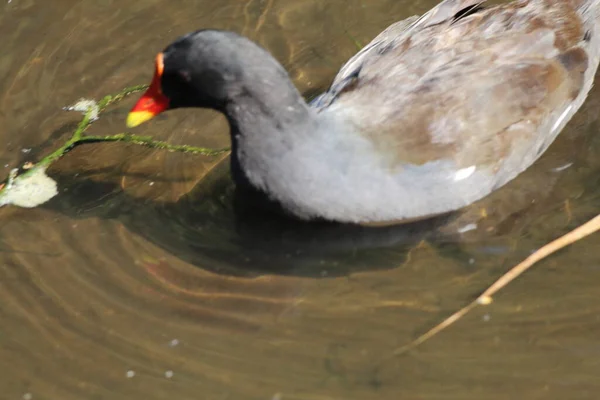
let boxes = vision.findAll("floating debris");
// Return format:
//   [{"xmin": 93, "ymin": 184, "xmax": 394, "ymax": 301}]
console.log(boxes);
[
  {"xmin": 168, "ymin": 339, "xmax": 179, "ymax": 347},
  {"xmin": 22, "ymin": 393, "xmax": 32, "ymax": 400},
  {"xmin": 164, "ymin": 370, "xmax": 174, "ymax": 379},
  {"xmin": 64, "ymin": 98, "xmax": 99, "ymax": 121},
  {"xmin": 0, "ymin": 166, "xmax": 58, "ymax": 208},
  {"xmin": 457, "ymin": 223, "xmax": 477, "ymax": 233},
  {"xmin": 551, "ymin": 162, "xmax": 573, "ymax": 173},
  {"xmin": 126, "ymin": 370, "xmax": 136, "ymax": 378}
]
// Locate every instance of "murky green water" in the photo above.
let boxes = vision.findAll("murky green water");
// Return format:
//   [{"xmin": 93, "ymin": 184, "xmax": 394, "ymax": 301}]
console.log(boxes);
[{"xmin": 1, "ymin": 0, "xmax": 600, "ymax": 399}]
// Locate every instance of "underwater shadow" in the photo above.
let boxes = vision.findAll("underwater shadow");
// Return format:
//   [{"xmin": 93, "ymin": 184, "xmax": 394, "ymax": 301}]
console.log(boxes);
[
  {"xmin": 46, "ymin": 155, "xmax": 459, "ymax": 277},
  {"xmin": 40, "ymin": 75, "xmax": 600, "ymax": 278}
]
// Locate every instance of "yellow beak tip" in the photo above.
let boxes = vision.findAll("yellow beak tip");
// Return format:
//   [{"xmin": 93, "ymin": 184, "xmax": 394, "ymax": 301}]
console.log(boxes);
[{"xmin": 126, "ymin": 111, "xmax": 155, "ymax": 128}]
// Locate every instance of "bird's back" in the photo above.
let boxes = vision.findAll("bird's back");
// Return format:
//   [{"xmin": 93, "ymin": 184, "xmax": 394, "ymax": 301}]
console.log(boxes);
[
  {"xmin": 300, "ymin": 0, "xmax": 600, "ymax": 223},
  {"xmin": 318, "ymin": 0, "xmax": 597, "ymax": 171}
]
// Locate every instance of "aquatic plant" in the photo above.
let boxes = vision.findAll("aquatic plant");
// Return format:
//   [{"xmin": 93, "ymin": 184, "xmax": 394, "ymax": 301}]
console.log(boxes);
[{"xmin": 0, "ymin": 85, "xmax": 229, "ymax": 208}]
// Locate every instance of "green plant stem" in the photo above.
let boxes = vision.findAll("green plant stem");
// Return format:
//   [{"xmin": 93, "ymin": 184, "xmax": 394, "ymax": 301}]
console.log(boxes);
[
  {"xmin": 97, "ymin": 84, "xmax": 150, "ymax": 111},
  {"xmin": 345, "ymin": 30, "xmax": 363, "ymax": 51},
  {"xmin": 75, "ymin": 134, "xmax": 229, "ymax": 156},
  {"xmin": 2, "ymin": 84, "xmax": 230, "ymax": 189}
]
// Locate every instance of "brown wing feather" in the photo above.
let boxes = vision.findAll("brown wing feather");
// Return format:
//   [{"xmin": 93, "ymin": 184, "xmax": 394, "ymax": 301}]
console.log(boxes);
[
  {"xmin": 312, "ymin": 0, "xmax": 487, "ymax": 109},
  {"xmin": 324, "ymin": 0, "xmax": 590, "ymax": 174}
]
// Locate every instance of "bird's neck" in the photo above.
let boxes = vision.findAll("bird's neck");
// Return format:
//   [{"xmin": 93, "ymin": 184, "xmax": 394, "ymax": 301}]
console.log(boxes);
[
  {"xmin": 223, "ymin": 79, "xmax": 320, "ymax": 191},
  {"xmin": 225, "ymin": 76, "xmax": 314, "ymax": 136}
]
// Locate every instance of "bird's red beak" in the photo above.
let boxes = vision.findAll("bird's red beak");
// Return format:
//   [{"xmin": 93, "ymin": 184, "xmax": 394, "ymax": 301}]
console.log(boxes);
[{"xmin": 126, "ymin": 53, "xmax": 170, "ymax": 128}]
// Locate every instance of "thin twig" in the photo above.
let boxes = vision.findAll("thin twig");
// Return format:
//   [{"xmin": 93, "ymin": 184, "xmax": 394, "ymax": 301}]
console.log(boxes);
[{"xmin": 392, "ymin": 212, "xmax": 600, "ymax": 356}]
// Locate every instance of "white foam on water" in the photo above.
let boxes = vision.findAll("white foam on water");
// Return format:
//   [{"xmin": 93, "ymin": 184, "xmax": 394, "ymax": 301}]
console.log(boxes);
[
  {"xmin": 65, "ymin": 98, "xmax": 99, "ymax": 121},
  {"xmin": 0, "ymin": 166, "xmax": 58, "ymax": 208}
]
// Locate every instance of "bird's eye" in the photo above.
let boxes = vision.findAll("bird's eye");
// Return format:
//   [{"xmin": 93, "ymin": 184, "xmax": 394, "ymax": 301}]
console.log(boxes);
[{"xmin": 179, "ymin": 70, "xmax": 191, "ymax": 82}]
